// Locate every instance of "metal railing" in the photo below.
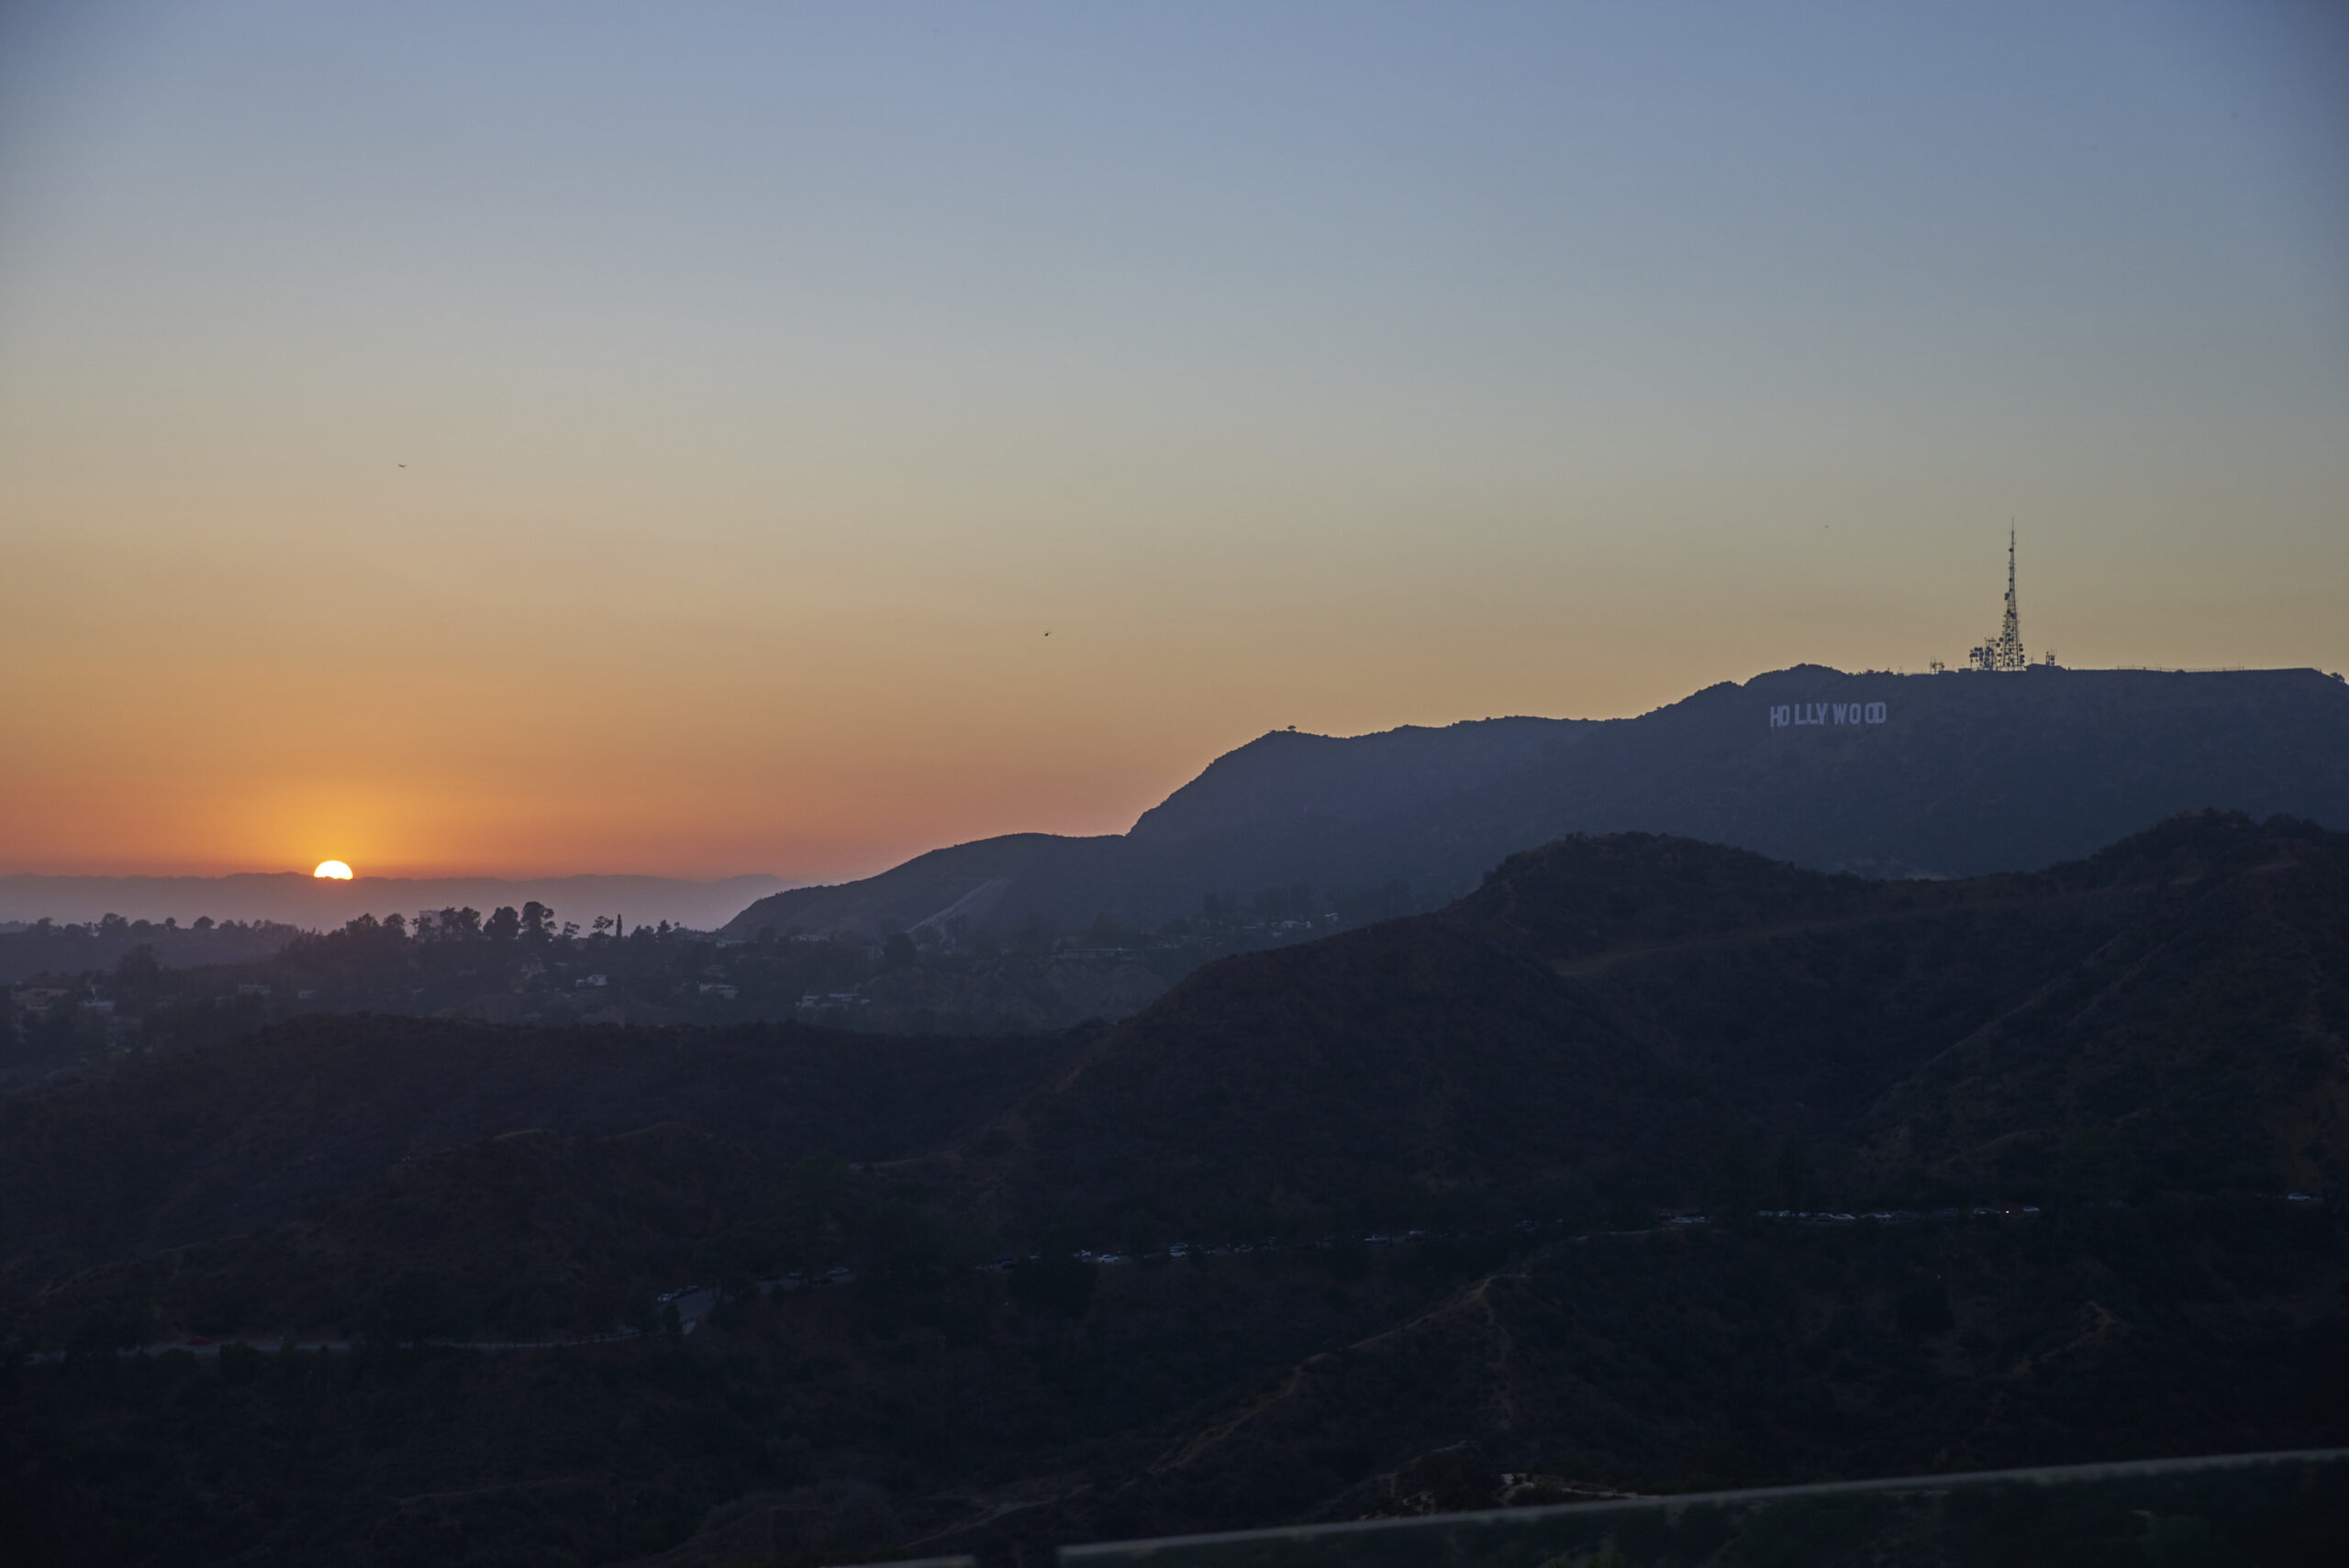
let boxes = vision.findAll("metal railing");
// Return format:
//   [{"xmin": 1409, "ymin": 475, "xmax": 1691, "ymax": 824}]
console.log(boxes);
[{"xmin": 1049, "ymin": 1449, "xmax": 2349, "ymax": 1567}]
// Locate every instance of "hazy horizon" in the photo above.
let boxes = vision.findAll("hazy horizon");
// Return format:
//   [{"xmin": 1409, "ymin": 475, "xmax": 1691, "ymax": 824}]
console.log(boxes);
[
  {"xmin": 6, "ymin": 1, "xmax": 2343, "ymax": 881},
  {"xmin": 0, "ymin": 869, "xmax": 796, "ymax": 930}
]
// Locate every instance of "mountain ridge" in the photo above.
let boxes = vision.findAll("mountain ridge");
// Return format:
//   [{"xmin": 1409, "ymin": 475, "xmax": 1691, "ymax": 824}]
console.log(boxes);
[
  {"xmin": 1127, "ymin": 716, "xmax": 1586, "ymax": 843},
  {"xmin": 724, "ymin": 664, "xmax": 2349, "ymax": 941}
]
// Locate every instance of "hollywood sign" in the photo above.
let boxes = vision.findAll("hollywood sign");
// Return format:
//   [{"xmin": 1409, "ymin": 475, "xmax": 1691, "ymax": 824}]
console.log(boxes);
[{"xmin": 1769, "ymin": 701, "xmax": 1887, "ymax": 728}]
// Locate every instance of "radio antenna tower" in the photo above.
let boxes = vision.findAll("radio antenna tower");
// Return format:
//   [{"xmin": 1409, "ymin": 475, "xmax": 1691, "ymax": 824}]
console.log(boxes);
[{"xmin": 1966, "ymin": 528, "xmax": 2028, "ymax": 672}]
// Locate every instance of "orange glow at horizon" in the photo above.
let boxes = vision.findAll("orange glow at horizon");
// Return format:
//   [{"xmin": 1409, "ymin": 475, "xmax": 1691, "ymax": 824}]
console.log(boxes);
[
  {"xmin": 4, "ymin": 480, "xmax": 2346, "ymax": 882},
  {"xmin": 2, "ymin": 5, "xmax": 2343, "ymax": 882}
]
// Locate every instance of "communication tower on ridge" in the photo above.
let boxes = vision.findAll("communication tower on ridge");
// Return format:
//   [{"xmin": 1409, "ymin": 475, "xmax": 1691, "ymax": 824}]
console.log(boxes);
[{"xmin": 1966, "ymin": 528, "xmax": 2031, "ymax": 672}]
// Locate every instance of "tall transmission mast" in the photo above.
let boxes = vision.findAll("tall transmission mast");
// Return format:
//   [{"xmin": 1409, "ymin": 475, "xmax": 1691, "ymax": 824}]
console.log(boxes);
[
  {"xmin": 1998, "ymin": 527, "xmax": 2022, "ymax": 662},
  {"xmin": 1966, "ymin": 528, "xmax": 2029, "ymax": 671}
]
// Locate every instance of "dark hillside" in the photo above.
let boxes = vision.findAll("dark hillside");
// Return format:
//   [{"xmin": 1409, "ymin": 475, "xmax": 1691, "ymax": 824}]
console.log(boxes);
[
  {"xmin": 1442, "ymin": 664, "xmax": 2349, "ymax": 881},
  {"xmin": 17, "ymin": 1125, "xmax": 761, "ymax": 1347},
  {"xmin": 1865, "ymin": 822, "xmax": 2349, "ymax": 1197},
  {"xmin": 1097, "ymin": 1203, "xmax": 2348, "ymax": 1540},
  {"xmin": 724, "ymin": 719, "xmax": 1585, "ymax": 940},
  {"xmin": 0, "ymin": 1016, "xmax": 1077, "ymax": 1290},
  {"xmin": 6, "ymin": 1203, "xmax": 2338, "ymax": 1566},
  {"xmin": 977, "ymin": 917, "xmax": 1696, "ymax": 1242},
  {"xmin": 968, "ymin": 814, "xmax": 2345, "ymax": 1240},
  {"xmin": 717, "ymin": 815, "xmax": 1435, "ymax": 941}
]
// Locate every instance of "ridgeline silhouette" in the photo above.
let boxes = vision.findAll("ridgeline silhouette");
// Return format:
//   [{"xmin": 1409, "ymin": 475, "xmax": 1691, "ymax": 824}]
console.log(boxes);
[{"xmin": 724, "ymin": 664, "xmax": 2349, "ymax": 941}]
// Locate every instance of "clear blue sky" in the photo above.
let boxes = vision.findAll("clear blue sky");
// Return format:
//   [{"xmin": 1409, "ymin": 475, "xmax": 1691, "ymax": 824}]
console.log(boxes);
[{"xmin": 2, "ymin": 1, "xmax": 2343, "ymax": 876}]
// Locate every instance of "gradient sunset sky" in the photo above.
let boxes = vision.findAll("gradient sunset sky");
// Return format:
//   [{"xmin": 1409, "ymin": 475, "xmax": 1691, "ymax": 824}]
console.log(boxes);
[{"xmin": 3, "ymin": 1, "xmax": 2343, "ymax": 881}]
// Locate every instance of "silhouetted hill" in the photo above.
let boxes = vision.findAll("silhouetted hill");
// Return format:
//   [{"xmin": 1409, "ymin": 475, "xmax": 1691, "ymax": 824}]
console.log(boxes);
[
  {"xmin": 723, "ymin": 665, "xmax": 2349, "ymax": 940},
  {"xmin": 1111, "ymin": 1201, "xmax": 2346, "ymax": 1538},
  {"xmin": 0, "ymin": 1016, "xmax": 1077, "ymax": 1294},
  {"xmin": 1126, "ymin": 716, "xmax": 1585, "ymax": 842},
  {"xmin": 1865, "ymin": 817, "xmax": 2349, "ymax": 1196},
  {"xmin": 1458, "ymin": 665, "xmax": 2349, "ymax": 881},
  {"xmin": 17, "ymin": 1125, "xmax": 760, "ymax": 1347},
  {"xmin": 964, "ymin": 811, "xmax": 2346, "ymax": 1241},
  {"xmin": 9, "ymin": 1195, "xmax": 2340, "ymax": 1564}
]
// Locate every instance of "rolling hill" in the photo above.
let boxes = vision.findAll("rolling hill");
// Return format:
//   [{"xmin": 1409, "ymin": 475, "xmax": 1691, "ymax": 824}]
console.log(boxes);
[
  {"xmin": 956, "ymin": 810, "xmax": 2348, "ymax": 1242},
  {"xmin": 0, "ymin": 1016, "xmax": 1079, "ymax": 1296}
]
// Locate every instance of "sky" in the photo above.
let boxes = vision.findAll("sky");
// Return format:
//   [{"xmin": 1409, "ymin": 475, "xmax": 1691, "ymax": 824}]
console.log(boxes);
[{"xmin": 3, "ymin": 1, "xmax": 2343, "ymax": 881}]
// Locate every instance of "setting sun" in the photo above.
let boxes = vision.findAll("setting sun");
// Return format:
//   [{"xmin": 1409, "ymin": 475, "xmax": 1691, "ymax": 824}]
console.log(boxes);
[{"xmin": 312, "ymin": 861, "xmax": 353, "ymax": 880}]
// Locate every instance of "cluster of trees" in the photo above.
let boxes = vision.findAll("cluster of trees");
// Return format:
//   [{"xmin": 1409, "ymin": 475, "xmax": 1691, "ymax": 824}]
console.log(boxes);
[
  {"xmin": 2, "ymin": 906, "xmax": 750, "ymax": 1078},
  {"xmin": 11, "ymin": 914, "xmax": 282, "ymax": 940},
  {"xmin": 0, "ymin": 917, "xmax": 298, "ymax": 989},
  {"xmin": 1, "ymin": 873, "xmax": 1447, "ymax": 1080},
  {"xmin": 291, "ymin": 900, "xmax": 678, "ymax": 957}
]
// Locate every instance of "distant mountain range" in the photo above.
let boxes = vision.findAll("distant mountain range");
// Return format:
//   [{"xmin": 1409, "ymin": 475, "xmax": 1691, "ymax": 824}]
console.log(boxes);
[
  {"xmin": 724, "ymin": 663, "xmax": 2349, "ymax": 939},
  {"xmin": 0, "ymin": 872, "xmax": 793, "ymax": 933}
]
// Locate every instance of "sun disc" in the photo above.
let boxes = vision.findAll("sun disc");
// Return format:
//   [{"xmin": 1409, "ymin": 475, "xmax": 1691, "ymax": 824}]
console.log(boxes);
[{"xmin": 313, "ymin": 861, "xmax": 353, "ymax": 880}]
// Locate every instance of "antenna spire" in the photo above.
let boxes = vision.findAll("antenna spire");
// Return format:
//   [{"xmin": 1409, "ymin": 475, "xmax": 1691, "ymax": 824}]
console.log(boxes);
[
  {"xmin": 1966, "ymin": 528, "xmax": 2029, "ymax": 672},
  {"xmin": 2003, "ymin": 527, "xmax": 2020, "ymax": 652}
]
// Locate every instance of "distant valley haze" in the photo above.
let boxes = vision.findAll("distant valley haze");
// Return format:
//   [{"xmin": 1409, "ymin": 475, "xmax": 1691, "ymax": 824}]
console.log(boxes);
[{"xmin": 0, "ymin": 872, "xmax": 791, "ymax": 934}]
